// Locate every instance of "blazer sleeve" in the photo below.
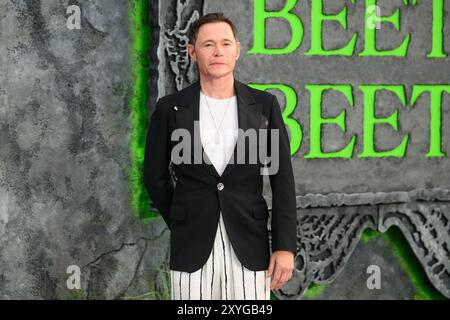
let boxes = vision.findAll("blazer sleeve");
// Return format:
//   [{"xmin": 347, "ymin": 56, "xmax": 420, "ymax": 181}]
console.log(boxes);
[
  {"xmin": 268, "ymin": 94, "xmax": 298, "ymax": 255},
  {"xmin": 143, "ymin": 98, "xmax": 174, "ymax": 228}
]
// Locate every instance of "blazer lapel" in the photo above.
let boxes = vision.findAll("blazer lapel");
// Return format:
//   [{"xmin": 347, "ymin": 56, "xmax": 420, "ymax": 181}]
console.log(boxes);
[{"xmin": 175, "ymin": 79, "xmax": 263, "ymax": 178}]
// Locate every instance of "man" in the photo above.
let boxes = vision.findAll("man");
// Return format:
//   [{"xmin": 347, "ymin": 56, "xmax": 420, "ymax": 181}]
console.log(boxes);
[{"xmin": 143, "ymin": 12, "xmax": 297, "ymax": 300}]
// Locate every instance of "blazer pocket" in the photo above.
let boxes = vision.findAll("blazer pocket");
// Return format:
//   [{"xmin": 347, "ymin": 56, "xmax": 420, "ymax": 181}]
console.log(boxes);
[
  {"xmin": 169, "ymin": 205, "xmax": 188, "ymax": 221},
  {"xmin": 252, "ymin": 203, "xmax": 269, "ymax": 220}
]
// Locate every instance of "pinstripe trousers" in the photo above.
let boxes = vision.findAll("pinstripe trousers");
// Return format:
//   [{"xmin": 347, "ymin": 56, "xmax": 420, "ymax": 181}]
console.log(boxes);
[{"xmin": 170, "ymin": 211, "xmax": 271, "ymax": 300}]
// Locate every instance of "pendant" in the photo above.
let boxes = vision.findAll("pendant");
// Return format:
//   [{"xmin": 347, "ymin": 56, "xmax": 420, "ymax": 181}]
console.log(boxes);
[{"xmin": 214, "ymin": 132, "xmax": 220, "ymax": 144}]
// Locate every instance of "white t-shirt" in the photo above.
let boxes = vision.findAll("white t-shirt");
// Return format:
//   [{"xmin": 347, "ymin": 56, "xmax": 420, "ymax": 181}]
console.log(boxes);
[{"xmin": 199, "ymin": 91, "xmax": 238, "ymax": 176}]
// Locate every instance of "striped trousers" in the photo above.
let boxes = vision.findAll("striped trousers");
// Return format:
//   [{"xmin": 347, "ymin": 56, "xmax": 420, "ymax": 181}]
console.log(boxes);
[{"xmin": 170, "ymin": 211, "xmax": 271, "ymax": 300}]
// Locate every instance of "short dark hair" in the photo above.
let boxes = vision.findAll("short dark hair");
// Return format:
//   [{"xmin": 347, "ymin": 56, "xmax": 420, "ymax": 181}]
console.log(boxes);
[{"xmin": 188, "ymin": 12, "xmax": 238, "ymax": 46}]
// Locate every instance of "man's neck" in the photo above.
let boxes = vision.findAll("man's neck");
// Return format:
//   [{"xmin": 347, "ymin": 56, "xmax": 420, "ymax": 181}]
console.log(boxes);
[{"xmin": 199, "ymin": 75, "xmax": 235, "ymax": 99}]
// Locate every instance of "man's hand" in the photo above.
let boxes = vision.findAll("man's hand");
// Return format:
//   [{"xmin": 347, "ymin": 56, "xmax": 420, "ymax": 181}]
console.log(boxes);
[{"xmin": 267, "ymin": 250, "xmax": 295, "ymax": 290}]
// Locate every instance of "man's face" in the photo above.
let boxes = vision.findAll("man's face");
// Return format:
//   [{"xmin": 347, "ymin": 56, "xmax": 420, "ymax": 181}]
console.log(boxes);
[{"xmin": 187, "ymin": 22, "xmax": 240, "ymax": 80}]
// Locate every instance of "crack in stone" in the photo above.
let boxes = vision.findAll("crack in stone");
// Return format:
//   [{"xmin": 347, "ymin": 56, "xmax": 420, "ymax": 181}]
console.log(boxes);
[
  {"xmin": 84, "ymin": 228, "xmax": 167, "ymax": 299},
  {"xmin": 83, "ymin": 228, "xmax": 167, "ymax": 270},
  {"xmin": 113, "ymin": 241, "xmax": 149, "ymax": 300}
]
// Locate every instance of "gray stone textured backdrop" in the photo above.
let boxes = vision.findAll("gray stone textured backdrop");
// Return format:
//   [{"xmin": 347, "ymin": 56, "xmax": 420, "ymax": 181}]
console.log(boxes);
[{"xmin": 0, "ymin": 0, "xmax": 169, "ymax": 299}]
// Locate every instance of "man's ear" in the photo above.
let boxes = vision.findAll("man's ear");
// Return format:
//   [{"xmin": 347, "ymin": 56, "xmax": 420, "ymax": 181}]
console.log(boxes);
[
  {"xmin": 187, "ymin": 44, "xmax": 196, "ymax": 62},
  {"xmin": 236, "ymin": 41, "xmax": 241, "ymax": 60}
]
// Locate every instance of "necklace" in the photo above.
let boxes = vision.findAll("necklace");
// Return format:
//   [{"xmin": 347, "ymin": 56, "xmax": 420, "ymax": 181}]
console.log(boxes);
[{"xmin": 203, "ymin": 93, "xmax": 233, "ymax": 144}]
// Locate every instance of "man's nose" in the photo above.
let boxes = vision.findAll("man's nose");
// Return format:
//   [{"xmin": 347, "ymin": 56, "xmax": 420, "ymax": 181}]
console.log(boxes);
[{"xmin": 213, "ymin": 45, "xmax": 224, "ymax": 56}]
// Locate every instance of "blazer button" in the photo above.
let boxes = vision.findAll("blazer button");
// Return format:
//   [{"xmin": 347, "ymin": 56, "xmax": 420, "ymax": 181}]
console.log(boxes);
[{"xmin": 217, "ymin": 182, "xmax": 224, "ymax": 191}]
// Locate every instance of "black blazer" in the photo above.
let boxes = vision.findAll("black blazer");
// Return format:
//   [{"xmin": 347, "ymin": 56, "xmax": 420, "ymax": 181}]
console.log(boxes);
[{"xmin": 143, "ymin": 79, "xmax": 297, "ymax": 272}]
